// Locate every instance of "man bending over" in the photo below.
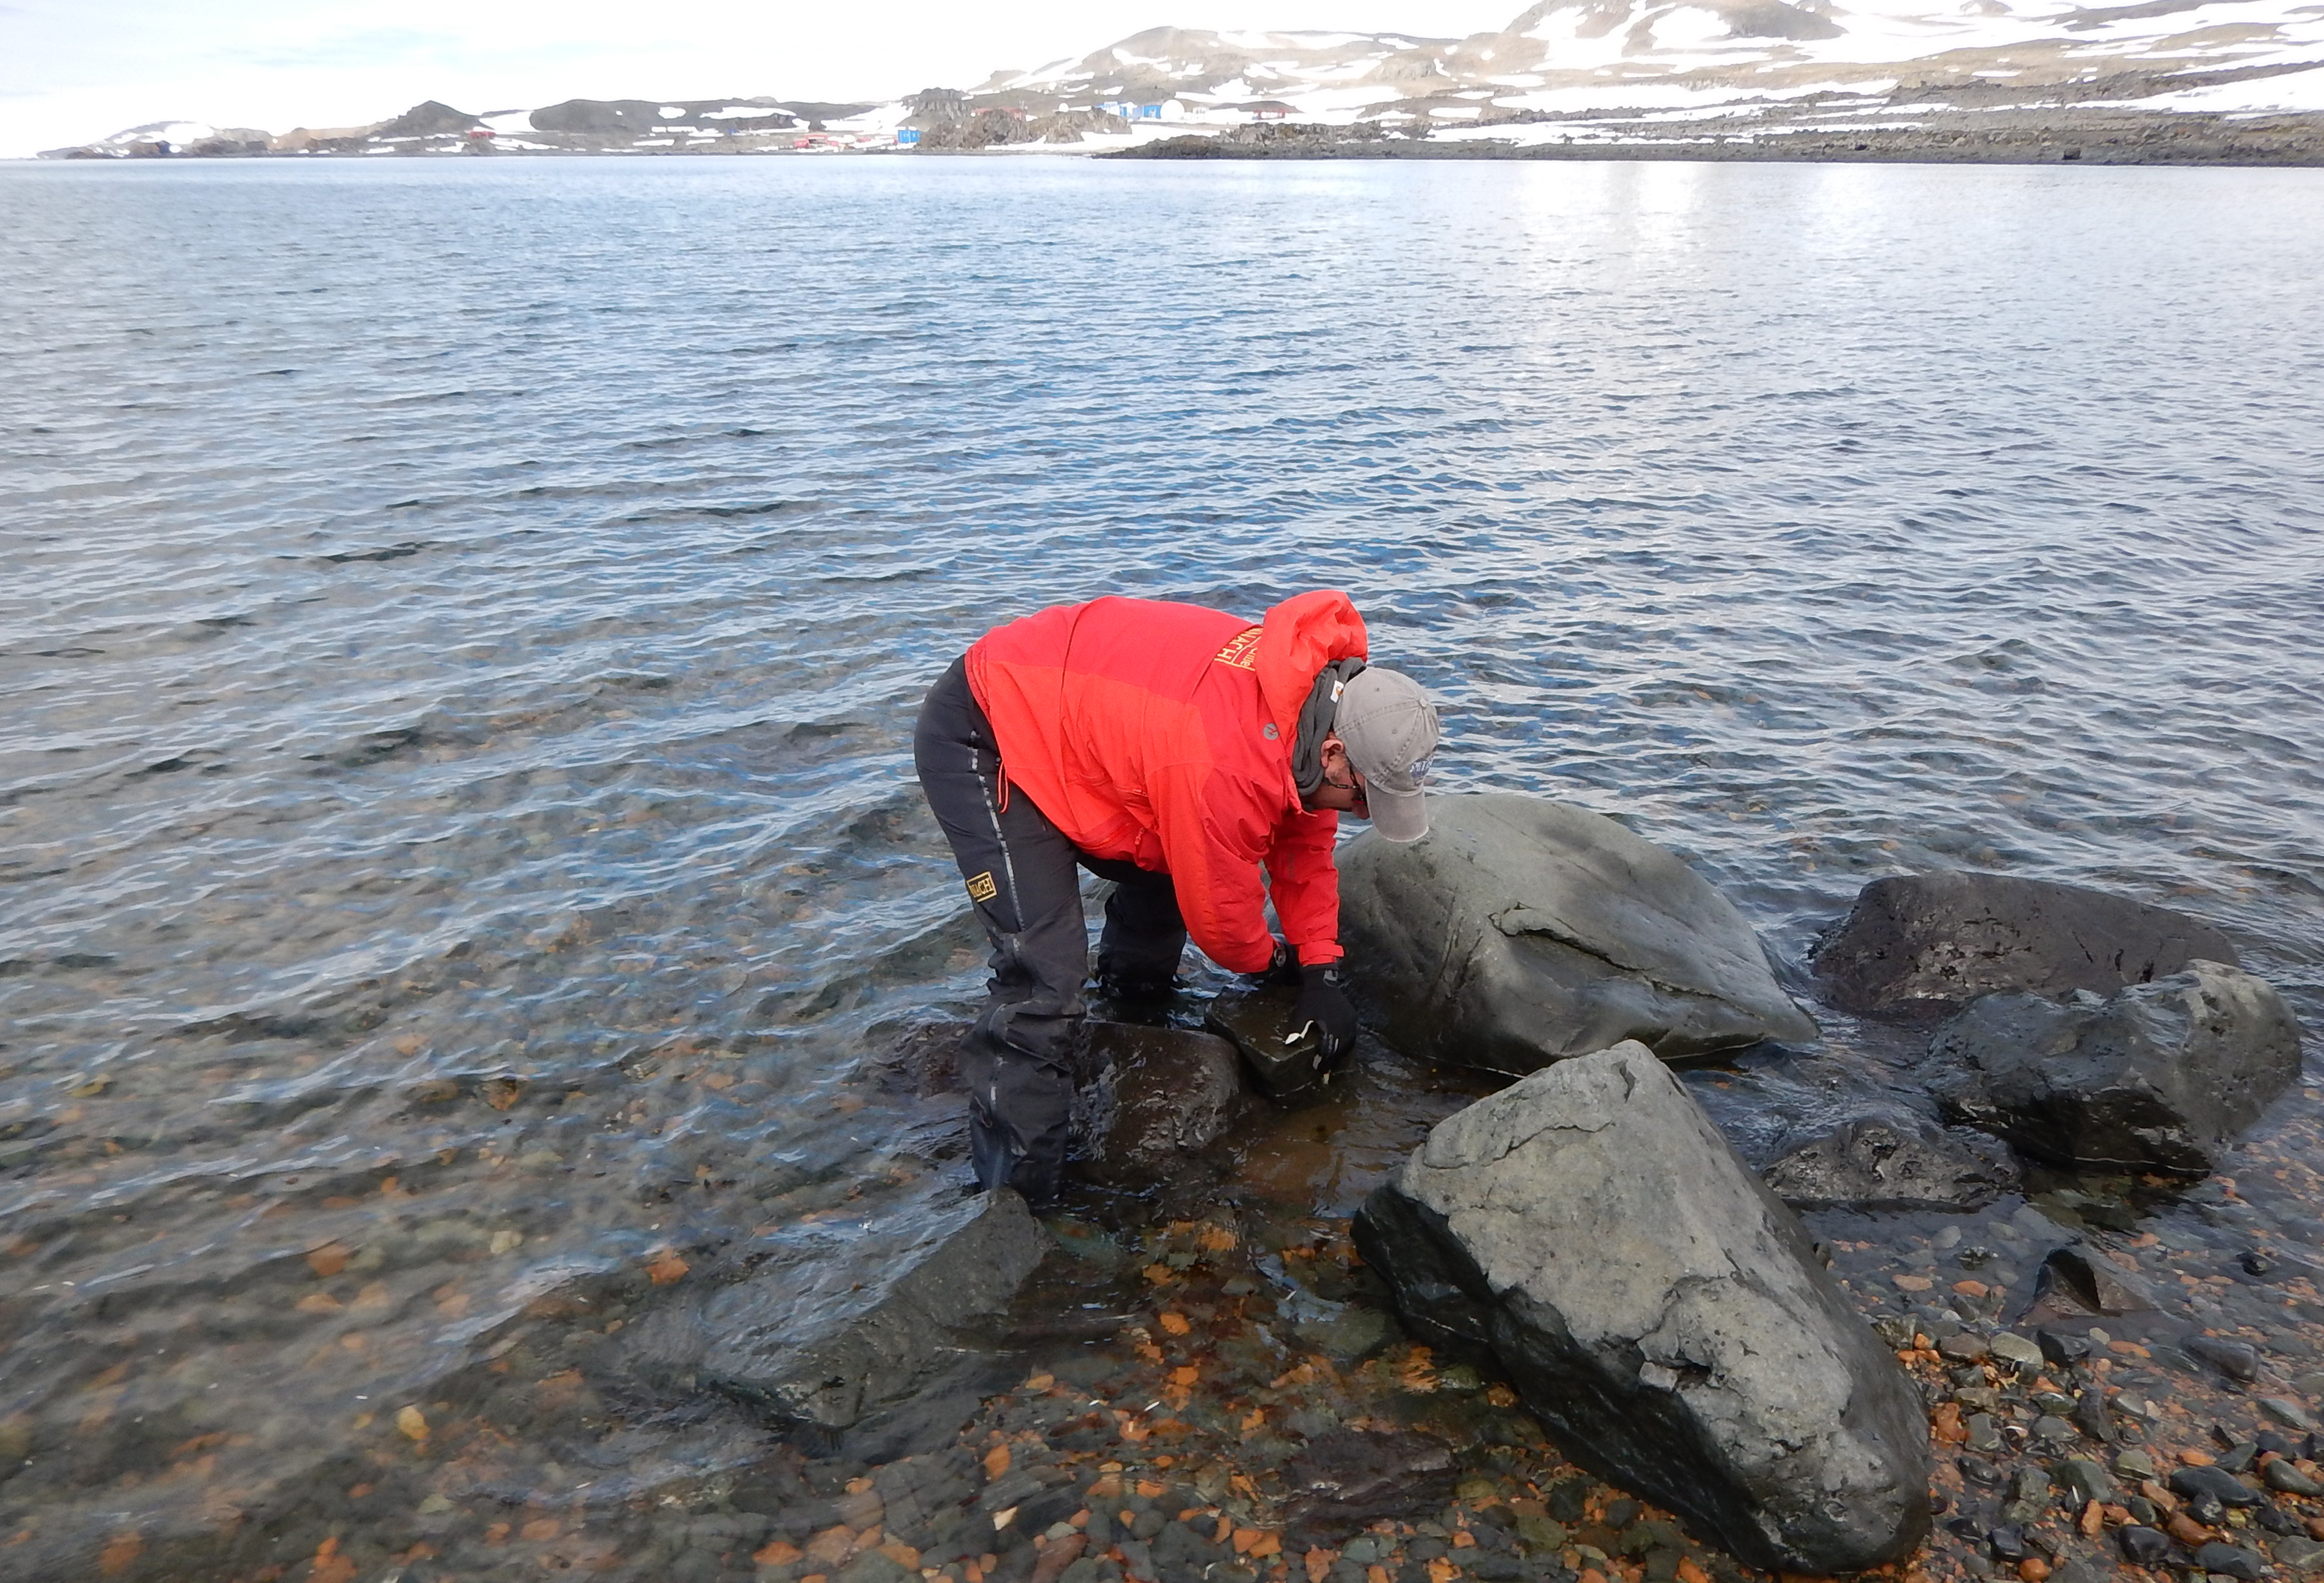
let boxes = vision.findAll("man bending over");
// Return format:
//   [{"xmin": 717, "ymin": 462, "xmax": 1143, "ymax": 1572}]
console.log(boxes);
[{"xmin": 913, "ymin": 591, "xmax": 1439, "ymax": 1203}]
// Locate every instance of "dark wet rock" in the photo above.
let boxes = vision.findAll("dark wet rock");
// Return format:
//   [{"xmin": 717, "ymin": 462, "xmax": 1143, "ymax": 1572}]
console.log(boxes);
[
  {"xmin": 2193, "ymin": 1541, "xmax": 2269, "ymax": 1580},
  {"xmin": 875, "ymin": 1019, "xmax": 971, "ymax": 1097},
  {"xmin": 1352, "ymin": 1041, "xmax": 1929, "ymax": 1572},
  {"xmin": 2073, "ymin": 1386, "xmax": 2118, "ymax": 1445},
  {"xmin": 2037, "ymin": 1327, "xmax": 2093, "ymax": 1365},
  {"xmin": 1761, "ymin": 1118, "xmax": 2019, "ymax": 1212},
  {"xmin": 1280, "ymin": 1429, "xmax": 1460, "ymax": 1547},
  {"xmin": 2275, "ymin": 1535, "xmax": 2324, "ymax": 1569},
  {"xmin": 1069, "ymin": 1021, "xmax": 1253, "ymax": 1185},
  {"xmin": 1336, "ymin": 793, "xmax": 1817, "ymax": 1074},
  {"xmin": 2169, "ymin": 1464, "xmax": 2262, "ymax": 1507},
  {"xmin": 2187, "ymin": 1335, "xmax": 2264, "ymax": 1381},
  {"xmin": 2052, "ymin": 1457, "xmax": 2116, "ymax": 1505},
  {"xmin": 1940, "ymin": 1333, "xmax": 1991, "ymax": 1362},
  {"xmin": 2263, "ymin": 1395, "xmax": 2318, "ymax": 1431},
  {"xmin": 1988, "ymin": 1524, "xmax": 2028, "ymax": 1561},
  {"xmin": 1204, "ymin": 982, "xmax": 1349, "ymax": 1100},
  {"xmin": 1989, "ymin": 1331, "xmax": 2044, "ymax": 1370},
  {"xmin": 625, "ymin": 1187, "xmax": 1046, "ymax": 1432},
  {"xmin": 1811, "ymin": 871, "xmax": 2239, "ymax": 1021},
  {"xmin": 2118, "ymin": 1526, "xmax": 2170, "ymax": 1565},
  {"xmin": 1926, "ymin": 962, "xmax": 2301, "ymax": 1174},
  {"xmin": 2267, "ymin": 1458, "xmax": 2324, "ymax": 1497}
]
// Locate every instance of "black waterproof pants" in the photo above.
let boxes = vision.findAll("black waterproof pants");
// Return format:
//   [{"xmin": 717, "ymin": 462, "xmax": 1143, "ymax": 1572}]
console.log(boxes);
[{"xmin": 913, "ymin": 656, "xmax": 1187, "ymax": 1203}]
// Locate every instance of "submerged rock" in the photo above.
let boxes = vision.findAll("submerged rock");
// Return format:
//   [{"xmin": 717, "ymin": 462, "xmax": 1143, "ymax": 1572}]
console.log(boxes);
[
  {"xmin": 625, "ymin": 1187, "xmax": 1047, "ymax": 1432},
  {"xmin": 1205, "ymin": 982, "xmax": 1348, "ymax": 1100},
  {"xmin": 1761, "ymin": 1117, "xmax": 2021, "ymax": 1212},
  {"xmin": 1926, "ymin": 961, "xmax": 2301, "ymax": 1174},
  {"xmin": 2031, "ymin": 1243, "xmax": 2161, "ymax": 1317},
  {"xmin": 1069, "ymin": 1021, "xmax": 1253, "ymax": 1186},
  {"xmin": 1280, "ymin": 1428, "xmax": 1460, "ymax": 1547},
  {"xmin": 870, "ymin": 1018, "xmax": 1254, "ymax": 1186},
  {"xmin": 1812, "ymin": 871, "xmax": 2239, "ymax": 1020},
  {"xmin": 1337, "ymin": 793, "xmax": 1817, "ymax": 1074},
  {"xmin": 1353, "ymin": 1042, "xmax": 1929, "ymax": 1572}
]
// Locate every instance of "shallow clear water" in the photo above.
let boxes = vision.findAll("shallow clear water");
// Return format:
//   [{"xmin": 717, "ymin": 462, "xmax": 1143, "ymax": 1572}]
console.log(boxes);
[{"xmin": 3, "ymin": 154, "xmax": 2323, "ymax": 1579}]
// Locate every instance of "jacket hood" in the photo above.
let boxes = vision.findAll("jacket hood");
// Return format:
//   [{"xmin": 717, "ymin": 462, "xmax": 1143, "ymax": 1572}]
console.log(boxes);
[{"xmin": 1256, "ymin": 590, "xmax": 1369, "ymax": 741}]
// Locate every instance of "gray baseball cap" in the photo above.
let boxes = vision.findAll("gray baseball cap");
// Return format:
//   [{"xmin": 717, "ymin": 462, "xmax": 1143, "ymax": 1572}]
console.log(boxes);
[{"xmin": 1334, "ymin": 666, "xmax": 1438, "ymax": 843}]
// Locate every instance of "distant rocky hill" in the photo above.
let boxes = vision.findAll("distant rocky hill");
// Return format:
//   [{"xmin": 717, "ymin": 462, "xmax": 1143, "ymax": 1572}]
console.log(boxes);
[{"xmin": 36, "ymin": 0, "xmax": 2324, "ymax": 163}]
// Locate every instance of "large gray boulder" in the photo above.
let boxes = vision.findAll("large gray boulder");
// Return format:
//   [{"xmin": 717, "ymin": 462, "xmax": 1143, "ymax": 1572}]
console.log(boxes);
[
  {"xmin": 1338, "ymin": 794, "xmax": 1817, "ymax": 1073},
  {"xmin": 626, "ymin": 1187, "xmax": 1046, "ymax": 1431},
  {"xmin": 1813, "ymin": 871, "xmax": 2239, "ymax": 1021},
  {"xmin": 1927, "ymin": 961, "xmax": 2301, "ymax": 1175},
  {"xmin": 1353, "ymin": 1043, "xmax": 1930, "ymax": 1574}
]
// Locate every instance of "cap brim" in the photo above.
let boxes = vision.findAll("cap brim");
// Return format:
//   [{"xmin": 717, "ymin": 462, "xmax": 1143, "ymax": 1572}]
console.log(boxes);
[{"xmin": 1366, "ymin": 784, "xmax": 1427, "ymax": 843}]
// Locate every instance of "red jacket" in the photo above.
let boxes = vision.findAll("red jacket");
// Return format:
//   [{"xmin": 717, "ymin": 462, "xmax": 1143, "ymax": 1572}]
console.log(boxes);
[{"xmin": 964, "ymin": 591, "xmax": 1368, "ymax": 973}]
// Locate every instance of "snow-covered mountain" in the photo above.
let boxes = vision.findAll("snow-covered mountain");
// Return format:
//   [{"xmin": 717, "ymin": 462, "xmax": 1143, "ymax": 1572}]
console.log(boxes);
[
  {"xmin": 976, "ymin": 0, "xmax": 2324, "ymax": 123},
  {"xmin": 36, "ymin": 0, "xmax": 2324, "ymax": 160}
]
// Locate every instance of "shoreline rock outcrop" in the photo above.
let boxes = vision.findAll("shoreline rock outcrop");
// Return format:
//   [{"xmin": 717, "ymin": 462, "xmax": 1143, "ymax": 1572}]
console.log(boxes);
[
  {"xmin": 1761, "ymin": 1116, "xmax": 2021, "ymax": 1212},
  {"xmin": 1353, "ymin": 1042, "xmax": 1931, "ymax": 1573},
  {"xmin": 1927, "ymin": 961, "xmax": 2302, "ymax": 1175},
  {"xmin": 1339, "ymin": 793, "xmax": 1817, "ymax": 1073},
  {"xmin": 1813, "ymin": 871, "xmax": 2239, "ymax": 1021}
]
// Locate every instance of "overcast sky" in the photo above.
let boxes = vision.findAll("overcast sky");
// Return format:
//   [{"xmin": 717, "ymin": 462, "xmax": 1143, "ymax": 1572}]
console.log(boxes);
[{"xmin": 0, "ymin": 0, "xmax": 1526, "ymax": 157}]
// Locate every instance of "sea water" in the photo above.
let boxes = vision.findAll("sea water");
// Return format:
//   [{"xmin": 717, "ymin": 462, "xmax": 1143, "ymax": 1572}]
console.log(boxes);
[{"xmin": 3, "ymin": 154, "xmax": 2322, "ymax": 1578}]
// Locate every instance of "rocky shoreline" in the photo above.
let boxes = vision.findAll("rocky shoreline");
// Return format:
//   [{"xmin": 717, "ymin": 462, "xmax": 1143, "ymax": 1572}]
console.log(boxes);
[
  {"xmin": 1103, "ymin": 111, "xmax": 2324, "ymax": 168},
  {"xmin": 6, "ymin": 795, "xmax": 2319, "ymax": 1583}
]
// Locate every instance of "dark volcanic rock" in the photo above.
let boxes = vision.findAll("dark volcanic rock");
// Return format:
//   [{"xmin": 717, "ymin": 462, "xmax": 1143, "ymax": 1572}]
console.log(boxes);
[
  {"xmin": 625, "ymin": 1187, "xmax": 1046, "ymax": 1432},
  {"xmin": 375, "ymin": 100, "xmax": 482, "ymax": 137},
  {"xmin": 1338, "ymin": 793, "xmax": 1817, "ymax": 1074},
  {"xmin": 1926, "ymin": 962, "xmax": 2301, "ymax": 1174},
  {"xmin": 1281, "ymin": 1429, "xmax": 1460, "ymax": 1547},
  {"xmin": 1069, "ymin": 1021, "xmax": 1253, "ymax": 1185},
  {"xmin": 1811, "ymin": 871, "xmax": 2239, "ymax": 1020},
  {"xmin": 869, "ymin": 1018, "xmax": 1252, "ymax": 1184},
  {"xmin": 530, "ymin": 98, "xmax": 670, "ymax": 135},
  {"xmin": 2169, "ymin": 1465, "xmax": 2263, "ymax": 1507},
  {"xmin": 2185, "ymin": 1335, "xmax": 2263, "ymax": 1382},
  {"xmin": 1761, "ymin": 1118, "xmax": 2020, "ymax": 1211},
  {"xmin": 1353, "ymin": 1041, "xmax": 1929, "ymax": 1572},
  {"xmin": 2031, "ymin": 1245, "xmax": 2160, "ymax": 1317},
  {"xmin": 1205, "ymin": 982, "xmax": 1348, "ymax": 1101}
]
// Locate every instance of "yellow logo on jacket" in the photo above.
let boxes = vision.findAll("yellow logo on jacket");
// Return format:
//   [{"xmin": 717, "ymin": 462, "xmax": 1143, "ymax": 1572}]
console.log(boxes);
[
  {"xmin": 965, "ymin": 871, "xmax": 999, "ymax": 904},
  {"xmin": 1212, "ymin": 626, "xmax": 1262, "ymax": 670}
]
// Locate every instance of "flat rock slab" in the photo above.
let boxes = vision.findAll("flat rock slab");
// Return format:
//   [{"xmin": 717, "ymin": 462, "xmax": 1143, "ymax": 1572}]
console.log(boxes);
[
  {"xmin": 626, "ymin": 1187, "xmax": 1047, "ymax": 1432},
  {"xmin": 1812, "ymin": 871, "xmax": 2239, "ymax": 1021},
  {"xmin": 1205, "ymin": 982, "xmax": 1348, "ymax": 1100},
  {"xmin": 1280, "ymin": 1428, "xmax": 1459, "ymax": 1548},
  {"xmin": 1338, "ymin": 793, "xmax": 1817, "ymax": 1074},
  {"xmin": 1927, "ymin": 961, "xmax": 2301, "ymax": 1175},
  {"xmin": 1069, "ymin": 1020, "xmax": 1253, "ymax": 1186},
  {"xmin": 1761, "ymin": 1117, "xmax": 2021, "ymax": 1212},
  {"xmin": 1354, "ymin": 1042, "xmax": 1930, "ymax": 1573}
]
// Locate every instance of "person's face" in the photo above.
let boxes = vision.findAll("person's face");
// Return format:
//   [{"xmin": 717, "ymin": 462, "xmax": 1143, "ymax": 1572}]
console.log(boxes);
[{"xmin": 1306, "ymin": 735, "xmax": 1368, "ymax": 817}]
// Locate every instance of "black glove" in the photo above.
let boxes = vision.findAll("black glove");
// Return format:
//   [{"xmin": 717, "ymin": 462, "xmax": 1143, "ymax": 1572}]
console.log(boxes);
[
  {"xmin": 1251, "ymin": 939, "xmax": 1302, "ymax": 987},
  {"xmin": 1293, "ymin": 963, "xmax": 1359, "ymax": 1059}
]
